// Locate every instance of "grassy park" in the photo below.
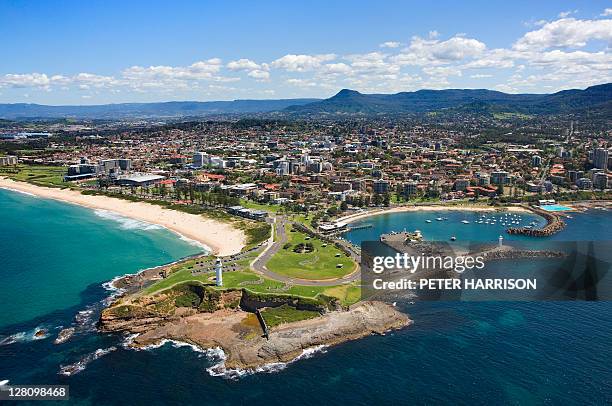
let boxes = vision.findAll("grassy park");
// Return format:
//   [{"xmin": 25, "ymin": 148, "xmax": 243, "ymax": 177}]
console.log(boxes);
[
  {"xmin": 266, "ymin": 224, "xmax": 355, "ymax": 280},
  {"xmin": 2, "ymin": 165, "xmax": 67, "ymax": 187}
]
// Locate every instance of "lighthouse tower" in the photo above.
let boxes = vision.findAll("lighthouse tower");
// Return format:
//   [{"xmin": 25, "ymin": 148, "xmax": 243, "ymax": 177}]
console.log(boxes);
[
  {"xmin": 215, "ymin": 258, "xmax": 223, "ymax": 286},
  {"xmin": 498, "ymin": 235, "xmax": 504, "ymax": 248}
]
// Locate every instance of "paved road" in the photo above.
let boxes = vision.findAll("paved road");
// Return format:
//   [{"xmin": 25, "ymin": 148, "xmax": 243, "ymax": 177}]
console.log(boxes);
[{"xmin": 250, "ymin": 216, "xmax": 361, "ymax": 287}]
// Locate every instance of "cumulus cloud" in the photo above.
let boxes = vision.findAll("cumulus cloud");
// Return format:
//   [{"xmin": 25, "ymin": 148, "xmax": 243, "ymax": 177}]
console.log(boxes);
[
  {"xmin": 602, "ymin": 8, "xmax": 612, "ymax": 17},
  {"xmin": 558, "ymin": 10, "xmax": 577, "ymax": 18},
  {"xmin": 2, "ymin": 14, "xmax": 611, "ymax": 100},
  {"xmin": 271, "ymin": 54, "xmax": 336, "ymax": 71},
  {"xmin": 227, "ymin": 59, "xmax": 261, "ymax": 71},
  {"xmin": 247, "ymin": 69, "xmax": 270, "ymax": 80},
  {"xmin": 122, "ymin": 59, "xmax": 224, "ymax": 82},
  {"xmin": 423, "ymin": 66, "xmax": 462, "ymax": 77},
  {"xmin": 392, "ymin": 35, "xmax": 486, "ymax": 67},
  {"xmin": 380, "ymin": 41, "xmax": 401, "ymax": 48},
  {"xmin": 514, "ymin": 18, "xmax": 612, "ymax": 51},
  {"xmin": 286, "ymin": 78, "xmax": 318, "ymax": 87},
  {"xmin": 0, "ymin": 73, "xmax": 52, "ymax": 88}
]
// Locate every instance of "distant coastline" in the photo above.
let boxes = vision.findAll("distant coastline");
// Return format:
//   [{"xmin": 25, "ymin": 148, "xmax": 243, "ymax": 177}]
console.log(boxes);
[{"xmin": 0, "ymin": 177, "xmax": 245, "ymax": 256}]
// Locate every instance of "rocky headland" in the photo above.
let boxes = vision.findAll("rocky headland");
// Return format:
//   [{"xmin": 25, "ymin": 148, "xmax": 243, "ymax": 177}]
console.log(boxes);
[{"xmin": 98, "ymin": 284, "xmax": 410, "ymax": 370}]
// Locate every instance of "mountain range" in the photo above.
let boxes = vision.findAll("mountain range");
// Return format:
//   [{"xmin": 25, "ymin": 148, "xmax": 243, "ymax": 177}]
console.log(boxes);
[
  {"xmin": 0, "ymin": 98, "xmax": 319, "ymax": 120},
  {"xmin": 284, "ymin": 83, "xmax": 612, "ymax": 116},
  {"xmin": 0, "ymin": 83, "xmax": 609, "ymax": 120}
]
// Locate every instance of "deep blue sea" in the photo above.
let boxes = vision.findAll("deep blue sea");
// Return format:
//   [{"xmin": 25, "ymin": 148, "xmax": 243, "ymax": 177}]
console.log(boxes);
[{"xmin": 1, "ymin": 190, "xmax": 610, "ymax": 405}]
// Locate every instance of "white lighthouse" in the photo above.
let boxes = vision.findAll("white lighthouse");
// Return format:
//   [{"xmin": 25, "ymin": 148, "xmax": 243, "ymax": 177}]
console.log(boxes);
[
  {"xmin": 215, "ymin": 258, "xmax": 223, "ymax": 286},
  {"xmin": 498, "ymin": 235, "xmax": 504, "ymax": 247}
]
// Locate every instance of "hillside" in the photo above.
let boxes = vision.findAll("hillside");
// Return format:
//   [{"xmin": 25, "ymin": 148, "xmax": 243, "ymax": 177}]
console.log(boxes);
[
  {"xmin": 0, "ymin": 98, "xmax": 320, "ymax": 120},
  {"xmin": 284, "ymin": 84, "xmax": 612, "ymax": 116}
]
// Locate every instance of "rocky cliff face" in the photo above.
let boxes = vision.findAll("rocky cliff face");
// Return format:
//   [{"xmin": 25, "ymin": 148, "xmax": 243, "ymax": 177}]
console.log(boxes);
[
  {"xmin": 225, "ymin": 301, "xmax": 411, "ymax": 369},
  {"xmin": 99, "ymin": 294, "xmax": 410, "ymax": 370}
]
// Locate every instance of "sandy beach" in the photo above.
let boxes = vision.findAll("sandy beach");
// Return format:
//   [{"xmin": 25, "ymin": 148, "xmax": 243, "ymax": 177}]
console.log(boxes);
[
  {"xmin": 0, "ymin": 177, "xmax": 246, "ymax": 256},
  {"xmin": 336, "ymin": 204, "xmax": 531, "ymax": 224}
]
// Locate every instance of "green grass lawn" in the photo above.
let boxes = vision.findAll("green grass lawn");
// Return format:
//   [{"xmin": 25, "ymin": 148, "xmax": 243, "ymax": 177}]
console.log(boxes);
[
  {"xmin": 266, "ymin": 224, "xmax": 355, "ymax": 280},
  {"xmin": 260, "ymin": 304, "xmax": 321, "ymax": 328},
  {"xmin": 322, "ymin": 283, "xmax": 362, "ymax": 307},
  {"xmin": 4, "ymin": 165, "xmax": 67, "ymax": 187},
  {"xmin": 142, "ymin": 266, "xmax": 362, "ymax": 305},
  {"xmin": 239, "ymin": 199, "xmax": 282, "ymax": 213}
]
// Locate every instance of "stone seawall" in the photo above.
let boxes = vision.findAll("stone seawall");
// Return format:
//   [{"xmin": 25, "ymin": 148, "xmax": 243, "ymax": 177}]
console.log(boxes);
[{"xmin": 507, "ymin": 207, "xmax": 565, "ymax": 237}]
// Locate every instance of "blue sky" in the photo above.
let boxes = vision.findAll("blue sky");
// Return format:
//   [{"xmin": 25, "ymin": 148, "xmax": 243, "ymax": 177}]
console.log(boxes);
[{"xmin": 1, "ymin": 0, "xmax": 611, "ymax": 104}]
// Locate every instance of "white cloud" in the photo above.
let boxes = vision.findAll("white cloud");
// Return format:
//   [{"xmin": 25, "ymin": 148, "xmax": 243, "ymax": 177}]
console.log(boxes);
[
  {"xmin": 122, "ymin": 59, "xmax": 224, "ymax": 82},
  {"xmin": 514, "ymin": 18, "xmax": 612, "ymax": 51},
  {"xmin": 423, "ymin": 66, "xmax": 462, "ymax": 77},
  {"xmin": 286, "ymin": 78, "xmax": 318, "ymax": 87},
  {"xmin": 380, "ymin": 41, "xmax": 401, "ymax": 48},
  {"xmin": 2, "ymin": 14, "xmax": 611, "ymax": 101},
  {"xmin": 271, "ymin": 54, "xmax": 336, "ymax": 71},
  {"xmin": 0, "ymin": 73, "xmax": 51, "ymax": 88},
  {"xmin": 227, "ymin": 59, "xmax": 261, "ymax": 71},
  {"xmin": 558, "ymin": 10, "xmax": 577, "ymax": 18},
  {"xmin": 392, "ymin": 35, "xmax": 486, "ymax": 67},
  {"xmin": 247, "ymin": 69, "xmax": 270, "ymax": 80},
  {"xmin": 602, "ymin": 8, "xmax": 612, "ymax": 17}
]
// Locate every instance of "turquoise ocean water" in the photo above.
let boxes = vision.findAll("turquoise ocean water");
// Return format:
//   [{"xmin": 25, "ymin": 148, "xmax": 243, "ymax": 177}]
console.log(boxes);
[
  {"xmin": 0, "ymin": 188, "xmax": 203, "ymax": 328},
  {"xmin": 1, "ymin": 189, "xmax": 610, "ymax": 405}
]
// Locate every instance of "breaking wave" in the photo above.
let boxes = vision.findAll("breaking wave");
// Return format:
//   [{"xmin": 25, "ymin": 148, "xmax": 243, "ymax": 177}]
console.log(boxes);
[
  {"xmin": 0, "ymin": 326, "xmax": 50, "ymax": 346},
  {"xmin": 206, "ymin": 345, "xmax": 328, "ymax": 380},
  {"xmin": 0, "ymin": 187, "xmax": 38, "ymax": 197},
  {"xmin": 177, "ymin": 233, "xmax": 211, "ymax": 251},
  {"xmin": 58, "ymin": 347, "xmax": 117, "ymax": 376},
  {"xmin": 93, "ymin": 209, "xmax": 162, "ymax": 231},
  {"xmin": 121, "ymin": 335, "xmax": 328, "ymax": 379}
]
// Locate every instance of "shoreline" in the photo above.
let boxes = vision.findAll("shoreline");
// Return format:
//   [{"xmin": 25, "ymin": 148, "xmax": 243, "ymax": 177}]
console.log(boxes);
[
  {"xmin": 0, "ymin": 177, "xmax": 246, "ymax": 256},
  {"xmin": 99, "ymin": 300, "xmax": 411, "ymax": 371},
  {"xmin": 336, "ymin": 204, "xmax": 532, "ymax": 225}
]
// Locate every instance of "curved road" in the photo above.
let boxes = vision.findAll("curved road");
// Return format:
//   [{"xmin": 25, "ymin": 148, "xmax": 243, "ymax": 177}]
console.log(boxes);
[{"xmin": 250, "ymin": 216, "xmax": 361, "ymax": 287}]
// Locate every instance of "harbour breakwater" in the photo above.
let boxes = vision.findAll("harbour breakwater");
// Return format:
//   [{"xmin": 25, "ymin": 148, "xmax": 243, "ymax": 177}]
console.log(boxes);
[{"xmin": 507, "ymin": 207, "xmax": 565, "ymax": 237}]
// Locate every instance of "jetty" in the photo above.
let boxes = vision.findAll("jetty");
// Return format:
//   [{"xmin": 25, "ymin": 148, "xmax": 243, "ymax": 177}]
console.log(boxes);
[{"xmin": 507, "ymin": 206, "xmax": 565, "ymax": 237}]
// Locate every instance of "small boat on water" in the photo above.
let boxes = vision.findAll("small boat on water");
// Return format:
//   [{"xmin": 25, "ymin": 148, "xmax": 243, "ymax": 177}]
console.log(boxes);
[
  {"xmin": 436, "ymin": 217, "xmax": 443, "ymax": 221},
  {"xmin": 450, "ymin": 236, "xmax": 456, "ymax": 241},
  {"xmin": 461, "ymin": 220, "xmax": 470, "ymax": 224},
  {"xmin": 426, "ymin": 220, "xmax": 432, "ymax": 223}
]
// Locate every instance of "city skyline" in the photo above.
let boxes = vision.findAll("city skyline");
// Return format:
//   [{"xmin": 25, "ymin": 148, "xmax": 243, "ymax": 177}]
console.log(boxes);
[{"xmin": 1, "ymin": 0, "xmax": 611, "ymax": 104}]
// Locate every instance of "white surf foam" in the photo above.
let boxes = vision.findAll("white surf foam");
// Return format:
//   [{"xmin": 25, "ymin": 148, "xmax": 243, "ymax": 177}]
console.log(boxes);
[
  {"xmin": 121, "ymin": 334, "xmax": 327, "ymax": 379},
  {"xmin": 0, "ymin": 326, "xmax": 50, "ymax": 346},
  {"xmin": 58, "ymin": 346, "xmax": 117, "ymax": 376},
  {"xmin": 206, "ymin": 345, "xmax": 328, "ymax": 379},
  {"xmin": 93, "ymin": 209, "xmax": 163, "ymax": 231},
  {"xmin": 0, "ymin": 187, "xmax": 38, "ymax": 197},
  {"xmin": 121, "ymin": 336, "xmax": 221, "ymax": 358},
  {"xmin": 177, "ymin": 233, "xmax": 211, "ymax": 251}
]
